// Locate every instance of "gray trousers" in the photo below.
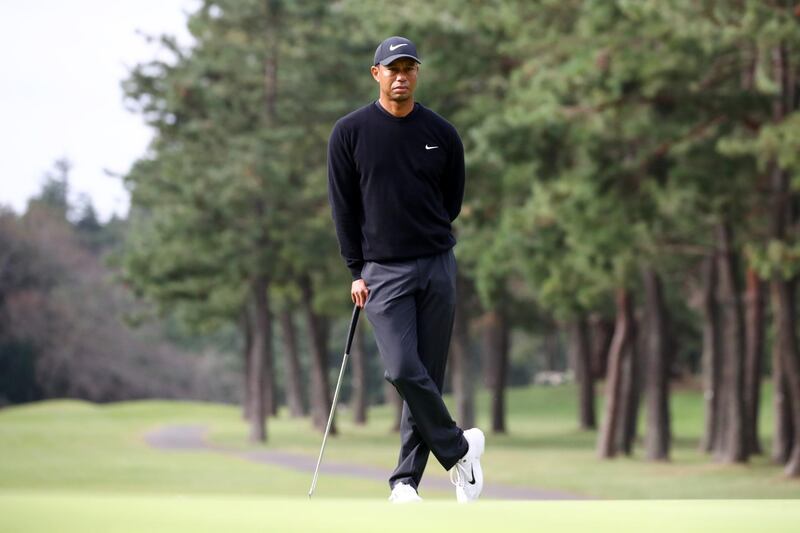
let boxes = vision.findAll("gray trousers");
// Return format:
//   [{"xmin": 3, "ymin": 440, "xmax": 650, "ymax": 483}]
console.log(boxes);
[{"xmin": 362, "ymin": 247, "xmax": 469, "ymax": 491}]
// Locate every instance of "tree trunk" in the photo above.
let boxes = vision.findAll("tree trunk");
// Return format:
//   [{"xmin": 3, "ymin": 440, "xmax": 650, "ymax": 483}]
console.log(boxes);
[
  {"xmin": 597, "ymin": 288, "xmax": 634, "ymax": 458},
  {"xmin": 699, "ymin": 253, "xmax": 722, "ymax": 453},
  {"xmin": 642, "ymin": 267, "xmax": 671, "ymax": 461},
  {"xmin": 242, "ymin": 310, "xmax": 253, "ymax": 421},
  {"xmin": 482, "ymin": 308, "xmax": 509, "ymax": 433},
  {"xmin": 300, "ymin": 275, "xmax": 333, "ymax": 434},
  {"xmin": 279, "ymin": 308, "xmax": 306, "ymax": 417},
  {"xmin": 743, "ymin": 268, "xmax": 765, "ymax": 455},
  {"xmin": 614, "ymin": 344, "xmax": 632, "ymax": 454},
  {"xmin": 773, "ymin": 349, "xmax": 794, "ymax": 463},
  {"xmin": 262, "ymin": 302, "xmax": 277, "ymax": 418},
  {"xmin": 569, "ymin": 317, "xmax": 595, "ymax": 430},
  {"xmin": 715, "ymin": 222, "xmax": 747, "ymax": 463},
  {"xmin": 616, "ymin": 311, "xmax": 640, "ymax": 457},
  {"xmin": 771, "ymin": 277, "xmax": 800, "ymax": 476},
  {"xmin": 352, "ymin": 326, "xmax": 367, "ymax": 425},
  {"xmin": 450, "ymin": 274, "xmax": 475, "ymax": 429},
  {"xmin": 252, "ymin": 0, "xmax": 279, "ymax": 426},
  {"xmin": 258, "ymin": 0, "xmax": 280, "ymax": 421},
  {"xmin": 589, "ymin": 314, "xmax": 614, "ymax": 380},
  {"xmin": 248, "ymin": 277, "xmax": 271, "ymax": 442}
]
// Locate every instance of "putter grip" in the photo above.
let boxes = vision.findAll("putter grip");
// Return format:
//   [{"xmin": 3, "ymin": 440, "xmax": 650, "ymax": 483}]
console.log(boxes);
[{"xmin": 344, "ymin": 304, "xmax": 360, "ymax": 355}]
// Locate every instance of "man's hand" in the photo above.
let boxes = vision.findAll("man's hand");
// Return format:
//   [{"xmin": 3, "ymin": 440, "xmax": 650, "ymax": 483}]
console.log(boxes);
[{"xmin": 351, "ymin": 278, "xmax": 369, "ymax": 308}]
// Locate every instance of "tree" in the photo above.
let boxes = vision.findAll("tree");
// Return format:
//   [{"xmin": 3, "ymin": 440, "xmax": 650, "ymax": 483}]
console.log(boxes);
[
  {"xmin": 30, "ymin": 158, "xmax": 71, "ymax": 218},
  {"xmin": 122, "ymin": 0, "xmax": 377, "ymax": 441}
]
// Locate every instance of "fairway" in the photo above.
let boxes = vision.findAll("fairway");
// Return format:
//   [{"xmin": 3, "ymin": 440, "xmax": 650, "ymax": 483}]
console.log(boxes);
[
  {"xmin": 1, "ymin": 387, "xmax": 799, "ymax": 532},
  {"xmin": 3, "ymin": 493, "xmax": 800, "ymax": 533}
]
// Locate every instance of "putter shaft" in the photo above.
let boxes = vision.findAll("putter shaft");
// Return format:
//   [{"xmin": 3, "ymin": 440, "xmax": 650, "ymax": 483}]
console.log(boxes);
[{"xmin": 308, "ymin": 304, "xmax": 361, "ymax": 497}]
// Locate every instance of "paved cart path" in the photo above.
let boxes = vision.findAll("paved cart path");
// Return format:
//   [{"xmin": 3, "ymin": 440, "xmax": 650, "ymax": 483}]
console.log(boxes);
[{"xmin": 145, "ymin": 424, "xmax": 586, "ymax": 501}]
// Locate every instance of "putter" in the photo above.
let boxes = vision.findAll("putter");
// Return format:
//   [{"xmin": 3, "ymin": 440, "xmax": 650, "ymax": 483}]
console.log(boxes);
[{"xmin": 308, "ymin": 303, "xmax": 361, "ymax": 498}]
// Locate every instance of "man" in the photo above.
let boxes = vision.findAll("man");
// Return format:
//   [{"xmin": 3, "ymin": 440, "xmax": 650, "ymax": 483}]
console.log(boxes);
[{"xmin": 327, "ymin": 36, "xmax": 485, "ymax": 504}]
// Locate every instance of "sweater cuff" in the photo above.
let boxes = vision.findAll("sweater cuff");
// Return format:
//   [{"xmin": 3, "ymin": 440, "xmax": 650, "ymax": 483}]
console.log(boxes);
[{"xmin": 347, "ymin": 259, "xmax": 364, "ymax": 280}]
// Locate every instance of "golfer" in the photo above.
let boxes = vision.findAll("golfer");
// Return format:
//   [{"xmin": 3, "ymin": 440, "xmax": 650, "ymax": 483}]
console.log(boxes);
[{"xmin": 327, "ymin": 36, "xmax": 484, "ymax": 504}]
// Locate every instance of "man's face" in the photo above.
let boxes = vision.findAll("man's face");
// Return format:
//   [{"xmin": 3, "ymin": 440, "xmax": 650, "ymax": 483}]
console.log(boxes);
[{"xmin": 371, "ymin": 58, "xmax": 419, "ymax": 102}]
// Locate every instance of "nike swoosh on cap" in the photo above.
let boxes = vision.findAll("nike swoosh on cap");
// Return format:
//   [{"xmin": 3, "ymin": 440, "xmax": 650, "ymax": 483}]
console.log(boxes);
[
  {"xmin": 425, "ymin": 144, "xmax": 439, "ymax": 150},
  {"xmin": 389, "ymin": 43, "xmax": 408, "ymax": 51}
]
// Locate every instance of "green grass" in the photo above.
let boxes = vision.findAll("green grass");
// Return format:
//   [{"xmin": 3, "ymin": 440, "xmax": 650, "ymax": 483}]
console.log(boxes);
[
  {"xmin": 0, "ymin": 384, "xmax": 798, "ymax": 532},
  {"xmin": 0, "ymin": 399, "xmax": 386, "ymax": 498},
  {"xmin": 205, "ymin": 382, "xmax": 799, "ymax": 499},
  {"xmin": 3, "ymin": 493, "xmax": 800, "ymax": 533}
]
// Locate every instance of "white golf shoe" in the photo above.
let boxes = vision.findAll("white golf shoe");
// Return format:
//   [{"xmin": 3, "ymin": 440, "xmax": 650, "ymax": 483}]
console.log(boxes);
[
  {"xmin": 450, "ymin": 428, "xmax": 485, "ymax": 503},
  {"xmin": 388, "ymin": 481, "xmax": 422, "ymax": 503}
]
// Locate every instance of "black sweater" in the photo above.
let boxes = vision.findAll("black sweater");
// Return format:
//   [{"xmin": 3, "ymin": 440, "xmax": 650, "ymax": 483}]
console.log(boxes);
[{"xmin": 327, "ymin": 100, "xmax": 465, "ymax": 280}]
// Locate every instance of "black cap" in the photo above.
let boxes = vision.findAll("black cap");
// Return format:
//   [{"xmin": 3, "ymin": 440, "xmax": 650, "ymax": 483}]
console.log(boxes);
[{"xmin": 373, "ymin": 36, "xmax": 421, "ymax": 66}]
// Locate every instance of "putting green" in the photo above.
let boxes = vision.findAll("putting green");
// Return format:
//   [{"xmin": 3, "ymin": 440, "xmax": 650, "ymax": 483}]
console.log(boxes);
[{"xmin": 2, "ymin": 492, "xmax": 798, "ymax": 533}]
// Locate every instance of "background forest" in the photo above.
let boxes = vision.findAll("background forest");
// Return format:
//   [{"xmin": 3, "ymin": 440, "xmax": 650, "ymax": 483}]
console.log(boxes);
[{"xmin": 3, "ymin": 0, "xmax": 800, "ymax": 486}]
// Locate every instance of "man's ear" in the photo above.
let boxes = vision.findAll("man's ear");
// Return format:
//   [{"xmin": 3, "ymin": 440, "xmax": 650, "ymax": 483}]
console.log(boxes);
[{"xmin": 370, "ymin": 65, "xmax": 380, "ymax": 82}]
